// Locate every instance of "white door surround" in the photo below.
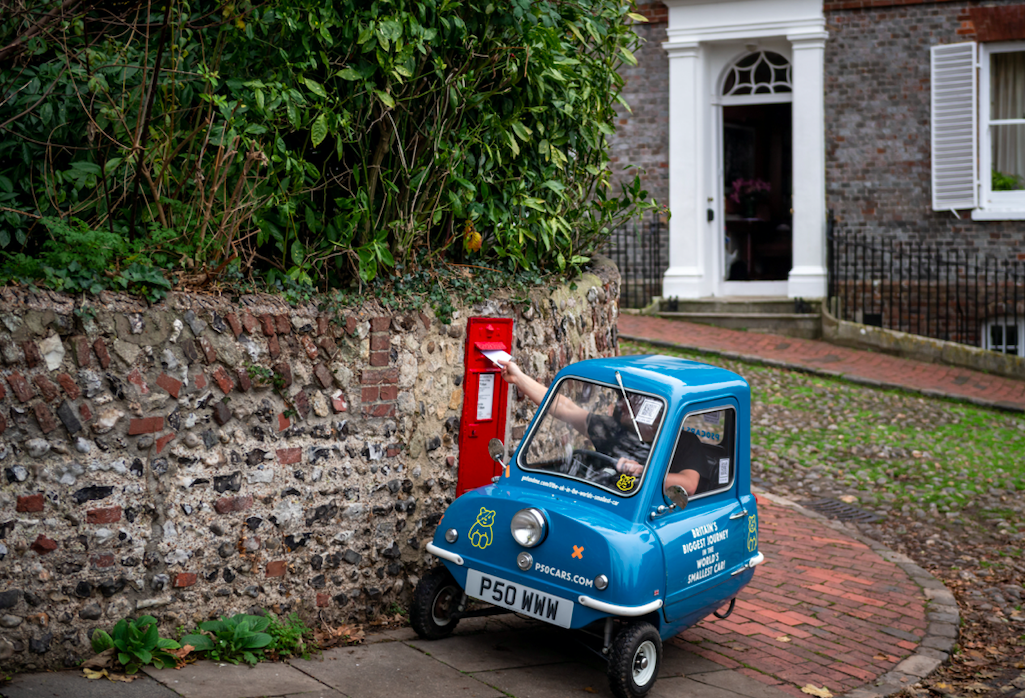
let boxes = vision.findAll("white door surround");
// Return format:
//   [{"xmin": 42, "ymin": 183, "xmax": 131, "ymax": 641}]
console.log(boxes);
[{"xmin": 661, "ymin": 0, "xmax": 828, "ymax": 299}]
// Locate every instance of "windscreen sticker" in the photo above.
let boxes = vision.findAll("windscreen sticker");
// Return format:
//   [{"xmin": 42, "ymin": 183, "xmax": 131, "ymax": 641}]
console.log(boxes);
[
  {"xmin": 703, "ymin": 411, "xmax": 721, "ymax": 425},
  {"xmin": 616, "ymin": 474, "xmax": 637, "ymax": 491},
  {"xmin": 718, "ymin": 458, "xmax": 730, "ymax": 484},
  {"xmin": 685, "ymin": 426, "xmax": 724, "ymax": 442},
  {"xmin": 634, "ymin": 399, "xmax": 662, "ymax": 425},
  {"xmin": 519, "ymin": 475, "xmax": 620, "ymax": 506}
]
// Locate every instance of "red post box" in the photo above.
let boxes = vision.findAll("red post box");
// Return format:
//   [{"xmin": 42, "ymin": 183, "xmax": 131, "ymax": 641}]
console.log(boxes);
[{"xmin": 456, "ymin": 317, "xmax": 514, "ymax": 496}]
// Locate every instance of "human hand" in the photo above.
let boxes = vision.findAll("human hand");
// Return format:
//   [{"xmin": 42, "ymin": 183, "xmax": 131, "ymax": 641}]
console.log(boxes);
[
  {"xmin": 615, "ymin": 457, "xmax": 643, "ymax": 476},
  {"xmin": 499, "ymin": 359, "xmax": 523, "ymax": 386}
]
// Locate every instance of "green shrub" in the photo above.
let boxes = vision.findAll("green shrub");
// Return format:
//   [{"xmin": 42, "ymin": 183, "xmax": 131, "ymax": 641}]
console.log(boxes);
[{"xmin": 0, "ymin": 0, "xmax": 656, "ymax": 297}]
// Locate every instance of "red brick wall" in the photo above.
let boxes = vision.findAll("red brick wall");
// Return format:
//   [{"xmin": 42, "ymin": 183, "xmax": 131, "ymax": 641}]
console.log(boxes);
[{"xmin": 969, "ymin": 5, "xmax": 1025, "ymax": 41}]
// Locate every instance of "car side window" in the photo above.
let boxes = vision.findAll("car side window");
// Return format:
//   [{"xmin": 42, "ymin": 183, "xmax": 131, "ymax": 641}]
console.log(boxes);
[{"xmin": 663, "ymin": 408, "xmax": 736, "ymax": 499}]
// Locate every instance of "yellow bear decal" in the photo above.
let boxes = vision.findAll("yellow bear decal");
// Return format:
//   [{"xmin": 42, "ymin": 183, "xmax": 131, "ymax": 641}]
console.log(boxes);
[
  {"xmin": 616, "ymin": 474, "xmax": 636, "ymax": 492},
  {"xmin": 746, "ymin": 514, "xmax": 758, "ymax": 553},
  {"xmin": 468, "ymin": 507, "xmax": 496, "ymax": 549}
]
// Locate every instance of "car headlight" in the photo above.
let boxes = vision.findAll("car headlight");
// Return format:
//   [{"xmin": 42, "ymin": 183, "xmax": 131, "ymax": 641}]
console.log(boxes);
[{"xmin": 510, "ymin": 508, "xmax": 547, "ymax": 548}]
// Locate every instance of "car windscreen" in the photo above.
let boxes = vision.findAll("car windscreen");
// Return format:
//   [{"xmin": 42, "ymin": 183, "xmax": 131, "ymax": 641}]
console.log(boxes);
[{"xmin": 518, "ymin": 378, "xmax": 666, "ymax": 496}]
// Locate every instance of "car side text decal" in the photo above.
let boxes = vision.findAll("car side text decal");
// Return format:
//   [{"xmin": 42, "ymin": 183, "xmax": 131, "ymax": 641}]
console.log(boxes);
[
  {"xmin": 520, "ymin": 475, "xmax": 620, "ymax": 506},
  {"xmin": 684, "ymin": 521, "xmax": 728, "ymax": 584}
]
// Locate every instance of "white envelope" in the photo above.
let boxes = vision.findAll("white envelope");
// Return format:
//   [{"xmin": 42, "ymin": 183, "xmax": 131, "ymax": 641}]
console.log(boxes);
[{"xmin": 482, "ymin": 349, "xmax": 512, "ymax": 367}]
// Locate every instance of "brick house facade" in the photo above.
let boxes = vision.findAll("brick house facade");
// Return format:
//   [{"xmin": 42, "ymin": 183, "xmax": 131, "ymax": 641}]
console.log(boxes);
[{"xmin": 610, "ymin": 0, "xmax": 1025, "ymax": 307}]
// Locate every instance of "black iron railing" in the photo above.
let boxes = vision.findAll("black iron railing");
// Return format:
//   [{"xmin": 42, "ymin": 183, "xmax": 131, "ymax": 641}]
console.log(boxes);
[
  {"xmin": 827, "ymin": 219, "xmax": 1025, "ymax": 352},
  {"xmin": 602, "ymin": 215, "xmax": 665, "ymax": 309}
]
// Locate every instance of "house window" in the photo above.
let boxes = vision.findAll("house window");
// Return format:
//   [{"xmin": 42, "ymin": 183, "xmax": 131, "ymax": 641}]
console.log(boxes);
[
  {"xmin": 981, "ymin": 44, "xmax": 1025, "ymax": 211},
  {"xmin": 722, "ymin": 52, "xmax": 792, "ymax": 97},
  {"xmin": 931, "ymin": 41, "xmax": 1025, "ymax": 219},
  {"xmin": 983, "ymin": 318, "xmax": 1024, "ymax": 356}
]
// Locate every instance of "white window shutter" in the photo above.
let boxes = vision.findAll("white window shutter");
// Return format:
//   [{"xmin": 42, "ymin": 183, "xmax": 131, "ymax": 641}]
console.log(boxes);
[{"xmin": 931, "ymin": 42, "xmax": 977, "ymax": 211}]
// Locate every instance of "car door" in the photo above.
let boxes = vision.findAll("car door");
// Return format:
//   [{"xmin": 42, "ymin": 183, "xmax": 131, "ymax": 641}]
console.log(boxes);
[{"xmin": 649, "ymin": 400, "xmax": 749, "ymax": 623}]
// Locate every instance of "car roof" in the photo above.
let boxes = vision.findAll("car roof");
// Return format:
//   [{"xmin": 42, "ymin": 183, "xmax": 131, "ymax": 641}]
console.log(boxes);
[{"xmin": 552, "ymin": 354, "xmax": 748, "ymax": 401}]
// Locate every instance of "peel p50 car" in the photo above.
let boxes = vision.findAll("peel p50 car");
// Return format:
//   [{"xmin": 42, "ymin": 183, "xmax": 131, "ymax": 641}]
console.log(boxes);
[{"xmin": 411, "ymin": 355, "xmax": 764, "ymax": 698}]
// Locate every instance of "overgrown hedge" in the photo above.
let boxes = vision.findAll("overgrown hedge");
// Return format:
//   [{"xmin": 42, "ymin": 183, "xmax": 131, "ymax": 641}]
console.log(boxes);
[{"xmin": 0, "ymin": 0, "xmax": 655, "ymax": 299}]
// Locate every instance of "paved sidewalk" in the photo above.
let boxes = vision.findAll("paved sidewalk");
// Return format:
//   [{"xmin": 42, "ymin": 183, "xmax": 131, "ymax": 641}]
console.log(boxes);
[
  {"xmin": 0, "ymin": 498, "xmax": 955, "ymax": 698},
  {"xmin": 619, "ymin": 314, "xmax": 1025, "ymax": 412}
]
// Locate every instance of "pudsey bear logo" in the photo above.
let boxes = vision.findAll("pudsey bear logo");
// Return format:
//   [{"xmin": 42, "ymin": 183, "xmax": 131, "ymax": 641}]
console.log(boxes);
[{"xmin": 469, "ymin": 507, "xmax": 496, "ymax": 549}]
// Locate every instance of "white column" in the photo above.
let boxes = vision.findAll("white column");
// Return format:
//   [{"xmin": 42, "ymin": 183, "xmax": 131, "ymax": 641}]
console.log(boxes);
[
  {"xmin": 787, "ymin": 31, "xmax": 829, "ymax": 299},
  {"xmin": 661, "ymin": 41, "xmax": 709, "ymax": 299}
]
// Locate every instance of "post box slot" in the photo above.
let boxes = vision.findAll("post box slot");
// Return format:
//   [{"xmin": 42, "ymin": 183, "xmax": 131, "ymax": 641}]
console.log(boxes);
[{"xmin": 474, "ymin": 341, "xmax": 508, "ymax": 352}]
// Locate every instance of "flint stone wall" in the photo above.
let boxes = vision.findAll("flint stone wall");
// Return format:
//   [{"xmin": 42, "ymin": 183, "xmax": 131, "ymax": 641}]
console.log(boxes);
[{"xmin": 0, "ymin": 258, "xmax": 621, "ymax": 671}]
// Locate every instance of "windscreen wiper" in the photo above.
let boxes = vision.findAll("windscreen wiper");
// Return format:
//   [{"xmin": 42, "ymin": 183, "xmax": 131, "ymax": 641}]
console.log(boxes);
[{"xmin": 614, "ymin": 370, "xmax": 644, "ymax": 442}]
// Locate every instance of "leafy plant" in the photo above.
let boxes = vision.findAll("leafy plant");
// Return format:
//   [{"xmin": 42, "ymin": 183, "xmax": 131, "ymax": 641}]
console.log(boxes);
[
  {"xmin": 92, "ymin": 616, "xmax": 181, "ymax": 674},
  {"xmin": 182, "ymin": 614, "xmax": 274, "ymax": 665},
  {"xmin": 265, "ymin": 612, "xmax": 316, "ymax": 660},
  {"xmin": 992, "ymin": 170, "xmax": 1024, "ymax": 191},
  {"xmin": 0, "ymin": 0, "xmax": 657, "ymax": 297}
]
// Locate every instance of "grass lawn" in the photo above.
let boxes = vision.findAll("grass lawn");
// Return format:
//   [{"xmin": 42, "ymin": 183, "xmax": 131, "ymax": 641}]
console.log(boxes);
[{"xmin": 621, "ymin": 340, "xmax": 1025, "ymax": 543}]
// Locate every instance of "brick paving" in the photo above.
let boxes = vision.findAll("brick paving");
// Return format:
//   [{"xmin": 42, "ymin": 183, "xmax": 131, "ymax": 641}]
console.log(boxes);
[
  {"xmin": 679, "ymin": 498, "xmax": 928, "ymax": 697},
  {"xmin": 619, "ymin": 315, "xmax": 1025, "ymax": 411}
]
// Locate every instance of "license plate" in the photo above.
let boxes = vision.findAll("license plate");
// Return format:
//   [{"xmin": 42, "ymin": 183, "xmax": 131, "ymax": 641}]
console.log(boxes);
[{"xmin": 465, "ymin": 569, "xmax": 574, "ymax": 628}]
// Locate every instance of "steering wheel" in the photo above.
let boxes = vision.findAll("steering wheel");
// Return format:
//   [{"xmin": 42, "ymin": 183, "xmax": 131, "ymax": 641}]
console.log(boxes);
[{"xmin": 571, "ymin": 449, "xmax": 620, "ymax": 469}]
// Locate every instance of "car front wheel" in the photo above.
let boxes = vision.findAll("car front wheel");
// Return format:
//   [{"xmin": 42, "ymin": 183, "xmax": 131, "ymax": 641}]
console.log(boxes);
[
  {"xmin": 607, "ymin": 622, "xmax": 662, "ymax": 698},
  {"xmin": 410, "ymin": 567, "xmax": 462, "ymax": 640}
]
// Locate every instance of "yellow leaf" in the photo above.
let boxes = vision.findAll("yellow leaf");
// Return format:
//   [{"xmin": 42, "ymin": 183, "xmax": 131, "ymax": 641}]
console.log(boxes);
[
  {"xmin": 801, "ymin": 685, "xmax": 833, "ymax": 698},
  {"xmin": 776, "ymin": 636, "xmax": 791, "ymax": 642},
  {"xmin": 83, "ymin": 668, "xmax": 108, "ymax": 680}
]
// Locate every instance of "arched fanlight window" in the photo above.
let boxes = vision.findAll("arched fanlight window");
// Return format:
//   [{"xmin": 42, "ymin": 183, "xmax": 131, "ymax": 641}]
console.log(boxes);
[{"xmin": 722, "ymin": 52, "xmax": 792, "ymax": 96}]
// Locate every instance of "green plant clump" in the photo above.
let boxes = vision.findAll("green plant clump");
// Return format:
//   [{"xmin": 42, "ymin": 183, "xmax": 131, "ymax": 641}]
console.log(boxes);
[
  {"xmin": 91, "ymin": 616, "xmax": 182, "ymax": 674},
  {"xmin": 992, "ymin": 170, "xmax": 1025, "ymax": 191},
  {"xmin": 0, "ymin": 0, "xmax": 657, "ymax": 299},
  {"xmin": 182, "ymin": 614, "xmax": 274, "ymax": 665},
  {"xmin": 265, "ymin": 612, "xmax": 316, "ymax": 659}
]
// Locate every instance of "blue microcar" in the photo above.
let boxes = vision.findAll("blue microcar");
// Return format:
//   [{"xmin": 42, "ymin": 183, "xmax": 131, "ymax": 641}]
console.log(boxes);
[{"xmin": 411, "ymin": 355, "xmax": 763, "ymax": 698}]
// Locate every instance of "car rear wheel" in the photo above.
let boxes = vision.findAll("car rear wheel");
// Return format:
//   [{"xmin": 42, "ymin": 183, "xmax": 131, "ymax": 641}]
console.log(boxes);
[
  {"xmin": 607, "ymin": 622, "xmax": 662, "ymax": 698},
  {"xmin": 410, "ymin": 567, "xmax": 462, "ymax": 640}
]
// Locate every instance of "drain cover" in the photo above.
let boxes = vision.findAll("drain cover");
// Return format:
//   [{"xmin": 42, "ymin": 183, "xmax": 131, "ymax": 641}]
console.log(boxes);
[{"xmin": 804, "ymin": 498, "xmax": 882, "ymax": 523}]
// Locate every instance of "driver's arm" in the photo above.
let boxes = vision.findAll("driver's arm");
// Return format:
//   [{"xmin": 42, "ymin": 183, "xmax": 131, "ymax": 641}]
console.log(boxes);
[
  {"xmin": 665, "ymin": 470, "xmax": 700, "ymax": 496},
  {"xmin": 500, "ymin": 360, "xmax": 589, "ymax": 434}
]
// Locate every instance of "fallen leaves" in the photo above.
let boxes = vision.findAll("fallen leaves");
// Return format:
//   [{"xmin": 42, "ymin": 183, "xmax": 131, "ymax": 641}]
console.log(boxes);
[
  {"xmin": 962, "ymin": 682, "xmax": 994, "ymax": 693},
  {"xmin": 166, "ymin": 645, "xmax": 196, "ymax": 669},
  {"xmin": 82, "ymin": 668, "xmax": 136, "ymax": 682},
  {"xmin": 801, "ymin": 684, "xmax": 833, "ymax": 697},
  {"xmin": 776, "ymin": 635, "xmax": 792, "ymax": 642},
  {"xmin": 313, "ymin": 623, "xmax": 365, "ymax": 649},
  {"xmin": 368, "ymin": 613, "xmax": 407, "ymax": 628}
]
